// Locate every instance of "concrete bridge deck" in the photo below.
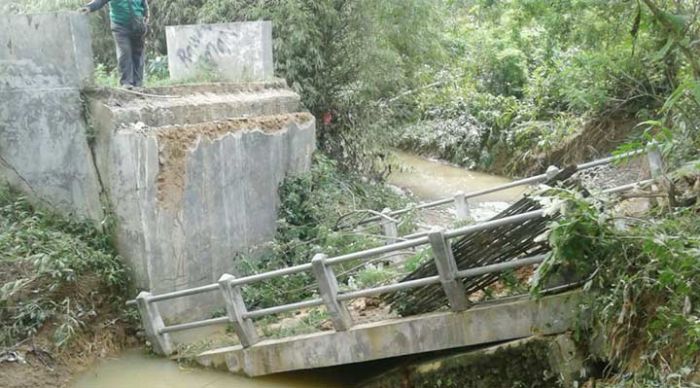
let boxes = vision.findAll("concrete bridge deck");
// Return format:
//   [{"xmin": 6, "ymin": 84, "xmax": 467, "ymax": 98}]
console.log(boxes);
[{"xmin": 196, "ymin": 291, "xmax": 584, "ymax": 376}]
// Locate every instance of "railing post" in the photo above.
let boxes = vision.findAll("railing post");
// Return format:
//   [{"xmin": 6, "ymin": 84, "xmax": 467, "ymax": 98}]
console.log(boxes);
[
  {"xmin": 218, "ymin": 274, "xmax": 259, "ymax": 347},
  {"xmin": 546, "ymin": 165, "xmax": 560, "ymax": 180},
  {"xmin": 380, "ymin": 208, "xmax": 399, "ymax": 245},
  {"xmin": 646, "ymin": 141, "xmax": 664, "ymax": 178},
  {"xmin": 311, "ymin": 253, "xmax": 353, "ymax": 331},
  {"xmin": 428, "ymin": 228, "xmax": 469, "ymax": 311},
  {"xmin": 135, "ymin": 291, "xmax": 173, "ymax": 355},
  {"xmin": 454, "ymin": 191, "xmax": 471, "ymax": 220}
]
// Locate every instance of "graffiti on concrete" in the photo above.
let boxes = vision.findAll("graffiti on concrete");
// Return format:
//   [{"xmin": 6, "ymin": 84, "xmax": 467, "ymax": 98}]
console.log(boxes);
[
  {"xmin": 166, "ymin": 21, "xmax": 272, "ymax": 82},
  {"xmin": 175, "ymin": 26, "xmax": 239, "ymax": 67}
]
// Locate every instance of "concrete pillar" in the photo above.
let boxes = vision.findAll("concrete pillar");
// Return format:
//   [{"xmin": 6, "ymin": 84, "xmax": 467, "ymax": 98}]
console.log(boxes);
[
  {"xmin": 218, "ymin": 274, "xmax": 259, "ymax": 347},
  {"xmin": 546, "ymin": 334, "xmax": 587, "ymax": 386},
  {"xmin": 380, "ymin": 208, "xmax": 399, "ymax": 245},
  {"xmin": 428, "ymin": 228, "xmax": 469, "ymax": 311},
  {"xmin": 454, "ymin": 192, "xmax": 471, "ymax": 220},
  {"xmin": 546, "ymin": 165, "xmax": 560, "ymax": 180},
  {"xmin": 311, "ymin": 254, "xmax": 353, "ymax": 331},
  {"xmin": 646, "ymin": 141, "xmax": 664, "ymax": 178},
  {"xmin": 135, "ymin": 292, "xmax": 173, "ymax": 355}
]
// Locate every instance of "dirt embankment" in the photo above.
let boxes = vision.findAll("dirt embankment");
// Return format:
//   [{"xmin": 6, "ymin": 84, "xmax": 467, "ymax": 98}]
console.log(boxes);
[
  {"xmin": 0, "ymin": 325, "xmax": 136, "ymax": 388},
  {"xmin": 0, "ymin": 264, "xmax": 138, "ymax": 388},
  {"xmin": 502, "ymin": 114, "xmax": 641, "ymax": 177},
  {"xmin": 0, "ymin": 219, "xmax": 138, "ymax": 388}
]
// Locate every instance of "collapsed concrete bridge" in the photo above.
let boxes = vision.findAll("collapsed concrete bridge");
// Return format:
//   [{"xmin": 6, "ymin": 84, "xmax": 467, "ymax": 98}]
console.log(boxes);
[
  {"xmin": 0, "ymin": 11, "xmax": 665, "ymax": 381},
  {"xmin": 127, "ymin": 148, "xmax": 659, "ymax": 377}
]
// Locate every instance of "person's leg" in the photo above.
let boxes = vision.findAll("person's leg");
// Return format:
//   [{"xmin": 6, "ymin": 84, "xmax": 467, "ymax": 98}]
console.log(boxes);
[
  {"xmin": 112, "ymin": 24, "xmax": 134, "ymax": 87},
  {"xmin": 130, "ymin": 32, "xmax": 146, "ymax": 87}
]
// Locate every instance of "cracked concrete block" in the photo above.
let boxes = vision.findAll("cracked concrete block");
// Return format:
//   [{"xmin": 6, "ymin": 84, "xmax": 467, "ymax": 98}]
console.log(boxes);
[
  {"xmin": 0, "ymin": 89, "xmax": 104, "ymax": 222},
  {"xmin": 88, "ymin": 88, "xmax": 316, "ymax": 319},
  {"xmin": 166, "ymin": 21, "xmax": 273, "ymax": 82},
  {"xmin": 0, "ymin": 12, "xmax": 93, "ymax": 89},
  {"xmin": 0, "ymin": 12, "xmax": 102, "ymax": 222},
  {"xmin": 0, "ymin": 12, "xmax": 315, "ymax": 324}
]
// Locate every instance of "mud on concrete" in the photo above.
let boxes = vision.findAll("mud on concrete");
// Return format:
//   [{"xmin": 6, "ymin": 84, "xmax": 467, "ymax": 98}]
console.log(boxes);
[{"xmin": 154, "ymin": 112, "xmax": 314, "ymax": 211}]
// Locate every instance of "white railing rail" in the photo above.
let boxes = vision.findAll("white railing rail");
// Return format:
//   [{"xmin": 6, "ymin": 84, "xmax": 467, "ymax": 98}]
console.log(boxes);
[
  {"xmin": 357, "ymin": 148, "xmax": 647, "ymax": 231},
  {"xmin": 129, "ymin": 145, "xmax": 662, "ymax": 356}
]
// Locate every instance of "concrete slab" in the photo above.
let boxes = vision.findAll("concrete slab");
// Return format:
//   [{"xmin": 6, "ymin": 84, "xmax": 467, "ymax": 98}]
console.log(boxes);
[
  {"xmin": 196, "ymin": 291, "xmax": 586, "ymax": 377},
  {"xmin": 87, "ymin": 85, "xmax": 301, "ymax": 129},
  {"xmin": 0, "ymin": 12, "xmax": 93, "ymax": 89},
  {"xmin": 0, "ymin": 88, "xmax": 104, "ymax": 222},
  {"xmin": 166, "ymin": 21, "xmax": 273, "ymax": 82},
  {"xmin": 0, "ymin": 12, "xmax": 102, "ymax": 222}
]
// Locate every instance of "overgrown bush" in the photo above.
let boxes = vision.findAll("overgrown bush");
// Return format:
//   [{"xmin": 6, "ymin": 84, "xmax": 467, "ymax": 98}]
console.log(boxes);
[
  {"xmin": 394, "ymin": 0, "xmax": 697, "ymax": 175},
  {"xmin": 239, "ymin": 153, "xmax": 410, "ymax": 309},
  {"xmin": 397, "ymin": 115, "xmax": 484, "ymax": 169},
  {"xmin": 531, "ymin": 185, "xmax": 700, "ymax": 385},
  {"xmin": 0, "ymin": 188, "xmax": 132, "ymax": 350}
]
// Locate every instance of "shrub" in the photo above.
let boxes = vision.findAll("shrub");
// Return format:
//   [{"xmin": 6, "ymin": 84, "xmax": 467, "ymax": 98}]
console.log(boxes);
[
  {"xmin": 532, "ymin": 187, "xmax": 700, "ymax": 385},
  {"xmin": 0, "ymin": 187, "xmax": 132, "ymax": 349},
  {"xmin": 239, "ymin": 153, "xmax": 410, "ymax": 309}
]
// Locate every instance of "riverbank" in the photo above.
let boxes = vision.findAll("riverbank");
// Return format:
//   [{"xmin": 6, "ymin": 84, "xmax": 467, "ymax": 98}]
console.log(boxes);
[
  {"xmin": 0, "ymin": 187, "xmax": 136, "ymax": 388},
  {"xmin": 3, "ymin": 152, "xmax": 697, "ymax": 387},
  {"xmin": 1, "ymin": 326, "xmax": 135, "ymax": 388}
]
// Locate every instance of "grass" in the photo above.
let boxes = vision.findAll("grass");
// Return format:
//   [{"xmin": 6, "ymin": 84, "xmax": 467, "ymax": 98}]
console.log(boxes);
[
  {"xmin": 93, "ymin": 57, "xmax": 231, "ymax": 88},
  {"xmin": 258, "ymin": 308, "xmax": 330, "ymax": 339},
  {"xmin": 0, "ymin": 186, "xmax": 133, "ymax": 351}
]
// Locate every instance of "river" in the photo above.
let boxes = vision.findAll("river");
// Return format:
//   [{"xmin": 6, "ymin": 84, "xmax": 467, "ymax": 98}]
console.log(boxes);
[
  {"xmin": 72, "ymin": 349, "xmax": 345, "ymax": 388},
  {"xmin": 387, "ymin": 150, "xmax": 524, "ymax": 221},
  {"xmin": 71, "ymin": 151, "xmax": 524, "ymax": 387},
  {"xmin": 388, "ymin": 150, "xmax": 523, "ymax": 202}
]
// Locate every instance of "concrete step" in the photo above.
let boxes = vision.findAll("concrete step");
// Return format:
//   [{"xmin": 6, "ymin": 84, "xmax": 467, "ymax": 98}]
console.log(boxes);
[{"xmin": 86, "ymin": 80, "xmax": 302, "ymax": 129}]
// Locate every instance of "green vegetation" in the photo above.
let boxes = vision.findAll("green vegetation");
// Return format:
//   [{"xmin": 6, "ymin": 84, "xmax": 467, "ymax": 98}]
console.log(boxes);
[
  {"xmin": 0, "ymin": 187, "xmax": 132, "ymax": 351},
  {"xmin": 392, "ymin": 0, "xmax": 700, "ymax": 176},
  {"xmin": 239, "ymin": 154, "xmax": 410, "ymax": 309},
  {"xmin": 531, "ymin": 172, "xmax": 700, "ymax": 385},
  {"xmin": 2, "ymin": 1, "xmax": 699, "ymax": 385},
  {"xmin": 258, "ymin": 307, "xmax": 330, "ymax": 339}
]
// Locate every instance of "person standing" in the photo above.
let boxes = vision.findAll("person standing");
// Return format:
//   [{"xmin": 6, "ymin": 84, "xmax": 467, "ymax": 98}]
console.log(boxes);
[{"xmin": 79, "ymin": 0, "xmax": 149, "ymax": 89}]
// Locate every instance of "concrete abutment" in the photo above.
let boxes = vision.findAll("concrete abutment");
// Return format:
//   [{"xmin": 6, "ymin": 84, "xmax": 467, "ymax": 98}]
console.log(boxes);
[{"xmin": 0, "ymin": 12, "xmax": 316, "ymax": 319}]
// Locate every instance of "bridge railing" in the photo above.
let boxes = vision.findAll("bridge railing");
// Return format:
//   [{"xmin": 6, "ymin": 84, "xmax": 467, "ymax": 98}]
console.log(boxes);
[
  {"xmin": 362, "ymin": 148, "xmax": 650, "ymax": 242},
  {"xmin": 129, "ymin": 145, "xmax": 663, "ymax": 356}
]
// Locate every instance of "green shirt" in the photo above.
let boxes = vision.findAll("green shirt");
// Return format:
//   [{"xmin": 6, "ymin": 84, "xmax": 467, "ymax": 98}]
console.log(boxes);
[{"xmin": 87, "ymin": 0, "xmax": 147, "ymax": 27}]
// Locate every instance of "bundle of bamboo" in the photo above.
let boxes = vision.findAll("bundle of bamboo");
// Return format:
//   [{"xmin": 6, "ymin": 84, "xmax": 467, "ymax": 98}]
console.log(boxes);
[{"xmin": 383, "ymin": 166, "xmax": 579, "ymax": 315}]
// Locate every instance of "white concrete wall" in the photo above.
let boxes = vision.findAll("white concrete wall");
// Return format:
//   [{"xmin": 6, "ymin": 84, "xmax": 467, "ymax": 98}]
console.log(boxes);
[
  {"xmin": 0, "ymin": 13, "xmax": 104, "ymax": 222},
  {"xmin": 166, "ymin": 21, "xmax": 274, "ymax": 82},
  {"xmin": 93, "ymin": 115, "xmax": 315, "ymax": 319}
]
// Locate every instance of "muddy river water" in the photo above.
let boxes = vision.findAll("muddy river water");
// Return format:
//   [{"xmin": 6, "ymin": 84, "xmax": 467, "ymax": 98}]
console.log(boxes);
[
  {"xmin": 71, "ymin": 349, "xmax": 344, "ymax": 387},
  {"xmin": 72, "ymin": 152, "xmax": 524, "ymax": 387},
  {"xmin": 387, "ymin": 150, "xmax": 524, "ymax": 202}
]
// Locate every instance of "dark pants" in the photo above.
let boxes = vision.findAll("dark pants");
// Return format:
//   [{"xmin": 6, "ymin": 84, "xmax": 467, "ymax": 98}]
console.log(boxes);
[{"xmin": 112, "ymin": 23, "xmax": 145, "ymax": 87}]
